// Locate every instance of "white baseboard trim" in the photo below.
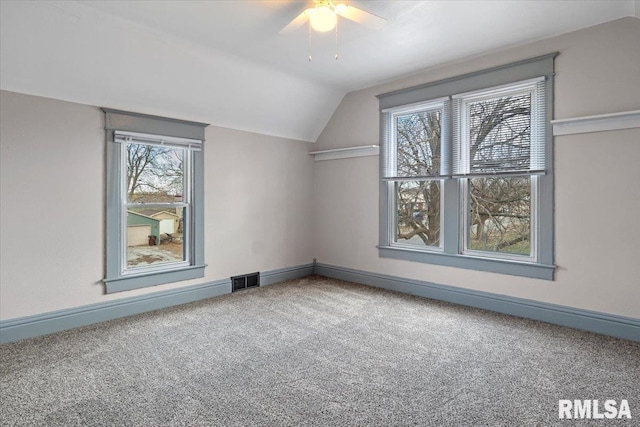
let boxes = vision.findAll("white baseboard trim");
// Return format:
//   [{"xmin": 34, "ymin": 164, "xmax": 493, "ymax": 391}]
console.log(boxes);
[{"xmin": 314, "ymin": 263, "xmax": 640, "ymax": 342}]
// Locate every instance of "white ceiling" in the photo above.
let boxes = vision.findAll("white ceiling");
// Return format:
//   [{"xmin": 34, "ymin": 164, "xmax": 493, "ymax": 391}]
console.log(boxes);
[{"xmin": 1, "ymin": 1, "xmax": 637, "ymax": 142}]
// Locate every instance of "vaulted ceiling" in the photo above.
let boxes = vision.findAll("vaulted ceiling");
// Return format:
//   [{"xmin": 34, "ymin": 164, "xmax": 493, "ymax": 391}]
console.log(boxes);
[{"xmin": 1, "ymin": 1, "xmax": 637, "ymax": 141}]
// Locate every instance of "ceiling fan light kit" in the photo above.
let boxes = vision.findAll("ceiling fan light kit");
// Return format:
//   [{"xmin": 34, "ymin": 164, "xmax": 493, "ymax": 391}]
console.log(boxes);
[
  {"xmin": 280, "ymin": 1, "xmax": 387, "ymax": 61},
  {"xmin": 307, "ymin": 5, "xmax": 337, "ymax": 32}
]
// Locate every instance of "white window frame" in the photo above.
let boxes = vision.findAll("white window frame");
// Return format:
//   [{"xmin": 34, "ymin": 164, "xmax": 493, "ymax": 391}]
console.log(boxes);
[
  {"xmin": 460, "ymin": 176, "xmax": 538, "ymax": 262},
  {"xmin": 377, "ymin": 54, "xmax": 556, "ymax": 280},
  {"xmin": 390, "ymin": 180, "xmax": 445, "ymax": 252},
  {"xmin": 119, "ymin": 138, "xmax": 193, "ymax": 276},
  {"xmin": 385, "ymin": 100, "xmax": 446, "ymax": 252},
  {"xmin": 455, "ymin": 81, "xmax": 542, "ymax": 263}
]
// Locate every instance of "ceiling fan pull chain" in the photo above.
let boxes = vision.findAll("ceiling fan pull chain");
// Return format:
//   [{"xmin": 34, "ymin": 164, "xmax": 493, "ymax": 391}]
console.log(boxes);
[
  {"xmin": 335, "ymin": 16, "xmax": 339, "ymax": 60},
  {"xmin": 308, "ymin": 20, "xmax": 313, "ymax": 62}
]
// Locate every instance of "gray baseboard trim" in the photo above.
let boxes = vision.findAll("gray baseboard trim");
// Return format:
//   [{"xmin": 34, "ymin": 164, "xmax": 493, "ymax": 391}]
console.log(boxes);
[
  {"xmin": 0, "ymin": 263, "xmax": 314, "ymax": 344},
  {"xmin": 5, "ymin": 262, "xmax": 636, "ymax": 344},
  {"xmin": 0, "ymin": 279, "xmax": 229, "ymax": 345},
  {"xmin": 314, "ymin": 263, "xmax": 640, "ymax": 342},
  {"xmin": 260, "ymin": 263, "xmax": 315, "ymax": 286}
]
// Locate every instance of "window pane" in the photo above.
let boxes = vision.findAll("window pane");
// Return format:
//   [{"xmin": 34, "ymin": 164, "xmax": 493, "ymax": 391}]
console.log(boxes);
[
  {"xmin": 468, "ymin": 93, "xmax": 531, "ymax": 173},
  {"xmin": 395, "ymin": 180, "xmax": 441, "ymax": 247},
  {"xmin": 396, "ymin": 109, "xmax": 441, "ymax": 177},
  {"xmin": 126, "ymin": 208, "xmax": 185, "ymax": 269},
  {"xmin": 468, "ymin": 177, "xmax": 531, "ymax": 255},
  {"xmin": 127, "ymin": 143, "xmax": 184, "ymax": 203}
]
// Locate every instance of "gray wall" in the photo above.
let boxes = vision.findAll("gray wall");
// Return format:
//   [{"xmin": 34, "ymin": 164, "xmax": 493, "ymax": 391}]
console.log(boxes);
[
  {"xmin": 312, "ymin": 17, "xmax": 640, "ymax": 318},
  {"xmin": 0, "ymin": 91, "xmax": 315, "ymax": 320}
]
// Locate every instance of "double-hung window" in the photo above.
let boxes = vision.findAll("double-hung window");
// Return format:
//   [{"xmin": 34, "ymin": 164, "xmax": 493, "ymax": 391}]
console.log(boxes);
[
  {"xmin": 383, "ymin": 99, "xmax": 449, "ymax": 250},
  {"xmin": 378, "ymin": 55, "xmax": 556, "ymax": 280},
  {"xmin": 104, "ymin": 109, "xmax": 208, "ymax": 293},
  {"xmin": 454, "ymin": 78, "xmax": 545, "ymax": 260}
]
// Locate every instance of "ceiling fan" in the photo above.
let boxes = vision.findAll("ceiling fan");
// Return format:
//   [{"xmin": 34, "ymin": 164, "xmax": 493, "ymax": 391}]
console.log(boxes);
[
  {"xmin": 280, "ymin": 1, "xmax": 386, "ymax": 60},
  {"xmin": 280, "ymin": 1, "xmax": 386, "ymax": 34}
]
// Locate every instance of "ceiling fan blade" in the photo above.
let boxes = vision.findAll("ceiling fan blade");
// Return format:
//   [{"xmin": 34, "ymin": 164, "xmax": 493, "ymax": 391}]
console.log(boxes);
[
  {"xmin": 335, "ymin": 4, "xmax": 386, "ymax": 30},
  {"xmin": 279, "ymin": 10, "xmax": 310, "ymax": 35}
]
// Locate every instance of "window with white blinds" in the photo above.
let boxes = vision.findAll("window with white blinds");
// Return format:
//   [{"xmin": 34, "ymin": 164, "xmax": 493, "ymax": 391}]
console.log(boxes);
[
  {"xmin": 452, "ymin": 78, "xmax": 546, "ymax": 178},
  {"xmin": 381, "ymin": 99, "xmax": 450, "ymax": 181},
  {"xmin": 381, "ymin": 100, "xmax": 449, "ymax": 249},
  {"xmin": 377, "ymin": 54, "xmax": 556, "ymax": 280}
]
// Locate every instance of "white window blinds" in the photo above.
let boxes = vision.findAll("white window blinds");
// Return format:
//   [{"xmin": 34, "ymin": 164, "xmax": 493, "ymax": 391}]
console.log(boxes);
[
  {"xmin": 381, "ymin": 99, "xmax": 450, "ymax": 181},
  {"xmin": 114, "ymin": 130, "xmax": 202, "ymax": 151},
  {"xmin": 452, "ymin": 77, "xmax": 546, "ymax": 178}
]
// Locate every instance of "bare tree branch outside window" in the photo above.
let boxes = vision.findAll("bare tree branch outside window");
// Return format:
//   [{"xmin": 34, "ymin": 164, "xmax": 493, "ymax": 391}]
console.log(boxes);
[
  {"xmin": 394, "ymin": 94, "xmax": 532, "ymax": 255},
  {"xmin": 467, "ymin": 94, "xmax": 532, "ymax": 255},
  {"xmin": 395, "ymin": 110, "xmax": 441, "ymax": 247}
]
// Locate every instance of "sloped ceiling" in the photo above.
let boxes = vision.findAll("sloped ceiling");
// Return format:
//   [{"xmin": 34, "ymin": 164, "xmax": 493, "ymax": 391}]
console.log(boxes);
[{"xmin": 0, "ymin": 1, "xmax": 636, "ymax": 142}]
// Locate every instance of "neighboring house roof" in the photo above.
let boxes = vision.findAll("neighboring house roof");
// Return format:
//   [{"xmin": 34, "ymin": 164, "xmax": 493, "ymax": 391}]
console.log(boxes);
[
  {"xmin": 134, "ymin": 209, "xmax": 165, "ymax": 217},
  {"xmin": 126, "ymin": 210, "xmax": 160, "ymax": 222},
  {"xmin": 150, "ymin": 211, "xmax": 181, "ymax": 219}
]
